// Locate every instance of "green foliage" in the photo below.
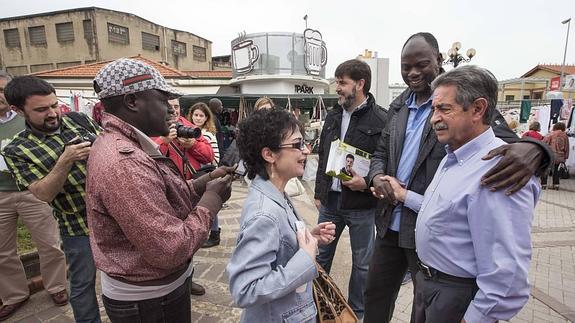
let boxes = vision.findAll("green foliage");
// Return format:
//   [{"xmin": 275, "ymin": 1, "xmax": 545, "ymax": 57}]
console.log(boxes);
[{"xmin": 17, "ymin": 219, "xmax": 36, "ymax": 254}]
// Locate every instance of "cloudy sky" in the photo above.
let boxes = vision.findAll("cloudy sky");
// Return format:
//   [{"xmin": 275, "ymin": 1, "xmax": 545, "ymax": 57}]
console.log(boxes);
[{"xmin": 2, "ymin": 0, "xmax": 574, "ymax": 83}]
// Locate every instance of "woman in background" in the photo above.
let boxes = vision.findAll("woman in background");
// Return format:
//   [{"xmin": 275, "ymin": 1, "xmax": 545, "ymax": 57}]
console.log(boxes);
[
  {"xmin": 188, "ymin": 102, "xmax": 221, "ymax": 247},
  {"xmin": 543, "ymin": 122, "xmax": 570, "ymax": 190},
  {"xmin": 522, "ymin": 121, "xmax": 544, "ymax": 141}
]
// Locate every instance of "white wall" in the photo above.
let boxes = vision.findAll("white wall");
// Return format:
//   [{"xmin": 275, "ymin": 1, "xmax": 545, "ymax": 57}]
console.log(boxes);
[{"xmin": 359, "ymin": 57, "xmax": 390, "ymax": 108}]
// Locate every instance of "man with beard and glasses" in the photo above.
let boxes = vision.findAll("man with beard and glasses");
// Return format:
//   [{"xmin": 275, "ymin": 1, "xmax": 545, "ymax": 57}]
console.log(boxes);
[
  {"xmin": 2, "ymin": 76, "xmax": 101, "ymax": 322},
  {"xmin": 364, "ymin": 32, "xmax": 552, "ymax": 323},
  {"xmin": 313, "ymin": 59, "xmax": 387, "ymax": 320}
]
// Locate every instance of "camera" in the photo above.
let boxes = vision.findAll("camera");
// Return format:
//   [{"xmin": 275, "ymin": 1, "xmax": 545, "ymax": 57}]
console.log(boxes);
[
  {"xmin": 175, "ymin": 123, "xmax": 202, "ymax": 139},
  {"xmin": 66, "ymin": 133, "xmax": 97, "ymax": 146}
]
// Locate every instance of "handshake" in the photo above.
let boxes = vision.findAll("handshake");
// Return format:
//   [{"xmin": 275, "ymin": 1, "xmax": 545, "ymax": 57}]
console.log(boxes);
[
  {"xmin": 194, "ymin": 165, "xmax": 236, "ymax": 216},
  {"xmin": 370, "ymin": 175, "xmax": 407, "ymax": 205}
]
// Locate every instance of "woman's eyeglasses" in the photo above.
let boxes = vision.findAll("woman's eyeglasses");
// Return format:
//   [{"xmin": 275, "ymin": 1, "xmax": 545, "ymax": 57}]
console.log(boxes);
[{"xmin": 278, "ymin": 138, "xmax": 306, "ymax": 151}]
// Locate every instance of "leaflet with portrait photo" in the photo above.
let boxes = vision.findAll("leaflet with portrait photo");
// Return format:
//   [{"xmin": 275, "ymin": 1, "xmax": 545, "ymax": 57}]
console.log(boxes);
[{"xmin": 325, "ymin": 139, "xmax": 371, "ymax": 181}]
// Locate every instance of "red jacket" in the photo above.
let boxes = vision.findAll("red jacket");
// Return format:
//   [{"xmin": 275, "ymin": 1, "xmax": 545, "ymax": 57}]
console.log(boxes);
[
  {"xmin": 153, "ymin": 117, "xmax": 214, "ymax": 179},
  {"xmin": 521, "ymin": 130, "xmax": 544, "ymax": 141}
]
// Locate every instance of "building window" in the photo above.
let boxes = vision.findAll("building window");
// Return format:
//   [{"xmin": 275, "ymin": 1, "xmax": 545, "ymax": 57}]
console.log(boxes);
[
  {"xmin": 505, "ymin": 95, "xmax": 515, "ymax": 101},
  {"xmin": 3, "ymin": 28, "xmax": 21, "ymax": 48},
  {"xmin": 56, "ymin": 22, "xmax": 74, "ymax": 43},
  {"xmin": 193, "ymin": 45, "xmax": 206, "ymax": 62},
  {"xmin": 6, "ymin": 65, "xmax": 28, "ymax": 76},
  {"xmin": 30, "ymin": 63, "xmax": 53, "ymax": 73},
  {"xmin": 142, "ymin": 32, "xmax": 160, "ymax": 51},
  {"xmin": 83, "ymin": 20, "xmax": 93, "ymax": 40},
  {"xmin": 172, "ymin": 40, "xmax": 186, "ymax": 57},
  {"xmin": 107, "ymin": 23, "xmax": 129, "ymax": 44},
  {"xmin": 56, "ymin": 61, "xmax": 82, "ymax": 69},
  {"xmin": 29, "ymin": 26, "xmax": 47, "ymax": 46}
]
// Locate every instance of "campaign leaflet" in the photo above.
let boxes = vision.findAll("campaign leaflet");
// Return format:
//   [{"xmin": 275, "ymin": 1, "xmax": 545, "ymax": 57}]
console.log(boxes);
[{"xmin": 325, "ymin": 139, "xmax": 371, "ymax": 181}]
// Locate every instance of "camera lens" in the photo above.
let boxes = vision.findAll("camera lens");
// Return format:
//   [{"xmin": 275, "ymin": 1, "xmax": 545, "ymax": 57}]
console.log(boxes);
[{"xmin": 175, "ymin": 123, "xmax": 202, "ymax": 139}]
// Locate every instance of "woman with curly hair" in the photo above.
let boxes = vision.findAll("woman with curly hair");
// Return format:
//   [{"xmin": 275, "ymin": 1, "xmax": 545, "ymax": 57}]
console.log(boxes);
[{"xmin": 227, "ymin": 109, "xmax": 335, "ymax": 323}]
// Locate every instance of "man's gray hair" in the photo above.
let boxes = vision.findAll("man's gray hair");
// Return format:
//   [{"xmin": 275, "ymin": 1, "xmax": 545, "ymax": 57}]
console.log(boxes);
[
  {"xmin": 0, "ymin": 71, "xmax": 13, "ymax": 82},
  {"xmin": 431, "ymin": 65, "xmax": 498, "ymax": 125}
]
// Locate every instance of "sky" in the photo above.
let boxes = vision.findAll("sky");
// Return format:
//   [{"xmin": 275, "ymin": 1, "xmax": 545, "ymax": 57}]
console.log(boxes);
[{"xmin": 2, "ymin": 0, "xmax": 574, "ymax": 84}]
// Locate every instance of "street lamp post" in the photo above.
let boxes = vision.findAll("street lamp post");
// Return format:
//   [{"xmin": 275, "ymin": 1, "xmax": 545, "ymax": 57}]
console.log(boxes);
[
  {"xmin": 441, "ymin": 42, "xmax": 476, "ymax": 68},
  {"xmin": 560, "ymin": 18, "xmax": 571, "ymax": 88}
]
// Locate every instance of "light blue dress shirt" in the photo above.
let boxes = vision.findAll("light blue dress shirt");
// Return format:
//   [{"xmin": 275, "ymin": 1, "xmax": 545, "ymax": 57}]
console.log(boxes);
[
  {"xmin": 389, "ymin": 92, "xmax": 432, "ymax": 231},
  {"xmin": 414, "ymin": 128, "xmax": 540, "ymax": 323}
]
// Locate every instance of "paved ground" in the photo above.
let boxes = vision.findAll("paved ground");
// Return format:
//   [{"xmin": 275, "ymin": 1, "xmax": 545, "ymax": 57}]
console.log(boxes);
[{"xmin": 5, "ymin": 178, "xmax": 575, "ymax": 322}]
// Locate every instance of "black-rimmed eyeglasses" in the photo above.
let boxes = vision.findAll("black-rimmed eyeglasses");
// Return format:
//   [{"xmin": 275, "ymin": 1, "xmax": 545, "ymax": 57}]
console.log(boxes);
[{"xmin": 278, "ymin": 138, "xmax": 306, "ymax": 151}]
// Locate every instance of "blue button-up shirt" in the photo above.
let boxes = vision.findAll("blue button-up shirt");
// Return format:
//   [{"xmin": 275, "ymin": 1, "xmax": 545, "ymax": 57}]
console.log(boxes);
[
  {"xmin": 414, "ymin": 127, "xmax": 540, "ymax": 323},
  {"xmin": 389, "ymin": 92, "xmax": 432, "ymax": 231}
]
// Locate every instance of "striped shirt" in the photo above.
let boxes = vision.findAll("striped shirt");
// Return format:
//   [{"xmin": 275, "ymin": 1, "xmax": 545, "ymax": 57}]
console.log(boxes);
[
  {"xmin": 202, "ymin": 130, "xmax": 219, "ymax": 164},
  {"xmin": 2, "ymin": 114, "xmax": 101, "ymax": 236}
]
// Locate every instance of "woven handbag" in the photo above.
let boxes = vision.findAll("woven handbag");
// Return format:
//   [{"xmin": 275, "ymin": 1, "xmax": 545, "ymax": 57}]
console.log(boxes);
[{"xmin": 312, "ymin": 263, "xmax": 358, "ymax": 323}]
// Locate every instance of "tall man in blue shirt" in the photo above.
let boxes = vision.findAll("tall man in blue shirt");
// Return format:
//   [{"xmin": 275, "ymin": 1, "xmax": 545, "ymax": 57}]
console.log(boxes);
[
  {"xmin": 383, "ymin": 65, "xmax": 539, "ymax": 322},
  {"xmin": 364, "ymin": 33, "xmax": 551, "ymax": 322}
]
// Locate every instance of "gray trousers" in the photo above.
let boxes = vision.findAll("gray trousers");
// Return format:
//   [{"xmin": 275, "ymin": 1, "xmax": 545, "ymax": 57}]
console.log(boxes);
[{"xmin": 414, "ymin": 271, "xmax": 478, "ymax": 323}]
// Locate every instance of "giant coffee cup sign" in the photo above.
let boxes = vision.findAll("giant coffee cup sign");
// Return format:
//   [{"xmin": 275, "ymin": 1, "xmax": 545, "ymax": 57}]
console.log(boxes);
[
  {"xmin": 232, "ymin": 37, "xmax": 260, "ymax": 75},
  {"xmin": 304, "ymin": 29, "xmax": 327, "ymax": 76}
]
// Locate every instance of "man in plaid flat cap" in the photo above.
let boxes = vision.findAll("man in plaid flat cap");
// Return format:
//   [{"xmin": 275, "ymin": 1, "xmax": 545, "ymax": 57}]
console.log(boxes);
[{"xmin": 87, "ymin": 58, "xmax": 234, "ymax": 323}]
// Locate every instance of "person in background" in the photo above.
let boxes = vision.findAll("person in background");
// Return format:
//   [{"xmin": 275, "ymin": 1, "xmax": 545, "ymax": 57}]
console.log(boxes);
[
  {"xmin": 153, "ymin": 98, "xmax": 214, "ymax": 296},
  {"xmin": 522, "ymin": 121, "xmax": 544, "ymax": 141},
  {"xmin": 543, "ymin": 122, "xmax": 569, "ymax": 190},
  {"xmin": 155, "ymin": 99, "xmax": 214, "ymax": 179},
  {"xmin": 227, "ymin": 109, "xmax": 335, "ymax": 323},
  {"xmin": 0, "ymin": 73, "xmax": 68, "ymax": 321},
  {"xmin": 254, "ymin": 96, "xmax": 274, "ymax": 110},
  {"xmin": 507, "ymin": 119, "xmax": 519, "ymax": 133},
  {"xmin": 208, "ymin": 98, "xmax": 225, "ymax": 158},
  {"xmin": 189, "ymin": 102, "xmax": 222, "ymax": 247}
]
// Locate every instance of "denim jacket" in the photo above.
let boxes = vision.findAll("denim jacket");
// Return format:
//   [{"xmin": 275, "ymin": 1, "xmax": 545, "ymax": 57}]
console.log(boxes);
[{"xmin": 227, "ymin": 175, "xmax": 318, "ymax": 323}]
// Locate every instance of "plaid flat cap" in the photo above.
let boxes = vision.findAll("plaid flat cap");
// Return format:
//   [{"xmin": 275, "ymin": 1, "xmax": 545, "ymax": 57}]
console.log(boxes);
[{"xmin": 93, "ymin": 58, "xmax": 183, "ymax": 99}]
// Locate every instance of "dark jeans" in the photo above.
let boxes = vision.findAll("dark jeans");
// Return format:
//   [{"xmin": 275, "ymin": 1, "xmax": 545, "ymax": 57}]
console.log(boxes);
[
  {"xmin": 363, "ymin": 230, "xmax": 419, "ymax": 323},
  {"xmin": 316, "ymin": 191, "xmax": 375, "ymax": 319},
  {"xmin": 413, "ymin": 271, "xmax": 479, "ymax": 323},
  {"xmin": 102, "ymin": 277, "xmax": 192, "ymax": 323},
  {"xmin": 542, "ymin": 163, "xmax": 560, "ymax": 186},
  {"xmin": 61, "ymin": 235, "xmax": 101, "ymax": 323}
]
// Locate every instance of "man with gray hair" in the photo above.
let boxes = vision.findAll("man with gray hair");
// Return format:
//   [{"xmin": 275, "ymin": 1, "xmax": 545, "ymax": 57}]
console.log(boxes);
[
  {"xmin": 0, "ymin": 72, "xmax": 68, "ymax": 321},
  {"xmin": 382, "ymin": 65, "xmax": 540, "ymax": 322}
]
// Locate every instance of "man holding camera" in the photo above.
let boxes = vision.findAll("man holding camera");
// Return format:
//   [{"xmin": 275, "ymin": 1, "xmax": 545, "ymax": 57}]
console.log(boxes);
[
  {"xmin": 87, "ymin": 58, "xmax": 233, "ymax": 323},
  {"xmin": 154, "ymin": 99, "xmax": 214, "ymax": 180},
  {"xmin": 154, "ymin": 99, "xmax": 214, "ymax": 296},
  {"xmin": 2, "ymin": 76, "xmax": 102, "ymax": 322}
]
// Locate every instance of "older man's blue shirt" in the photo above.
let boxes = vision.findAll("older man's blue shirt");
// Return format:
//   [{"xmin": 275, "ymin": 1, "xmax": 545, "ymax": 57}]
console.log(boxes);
[{"xmin": 414, "ymin": 127, "xmax": 540, "ymax": 323}]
